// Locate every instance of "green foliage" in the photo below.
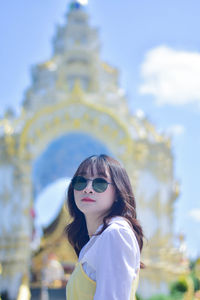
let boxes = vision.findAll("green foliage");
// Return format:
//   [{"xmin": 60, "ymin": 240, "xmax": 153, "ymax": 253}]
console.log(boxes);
[
  {"xmin": 148, "ymin": 294, "xmax": 169, "ymax": 300},
  {"xmin": 170, "ymin": 279, "xmax": 187, "ymax": 295},
  {"xmin": 146, "ymin": 293, "xmax": 185, "ymax": 300},
  {"xmin": 189, "ymin": 257, "xmax": 200, "ymax": 291},
  {"xmin": 136, "ymin": 293, "xmax": 144, "ymax": 300},
  {"xmin": 170, "ymin": 291, "xmax": 184, "ymax": 300},
  {"xmin": 192, "ymin": 276, "xmax": 200, "ymax": 291}
]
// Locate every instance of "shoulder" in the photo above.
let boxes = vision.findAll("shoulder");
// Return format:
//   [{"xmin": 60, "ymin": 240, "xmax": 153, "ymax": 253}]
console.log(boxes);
[
  {"xmin": 102, "ymin": 216, "xmax": 134, "ymax": 236},
  {"xmin": 98, "ymin": 217, "xmax": 140, "ymax": 252},
  {"xmin": 95, "ymin": 217, "xmax": 140, "ymax": 270},
  {"xmin": 80, "ymin": 217, "xmax": 140, "ymax": 271},
  {"xmin": 108, "ymin": 216, "xmax": 133, "ymax": 231}
]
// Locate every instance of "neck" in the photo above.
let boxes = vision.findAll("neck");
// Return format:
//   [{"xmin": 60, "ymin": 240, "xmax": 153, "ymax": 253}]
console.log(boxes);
[{"xmin": 85, "ymin": 215, "xmax": 103, "ymax": 237}]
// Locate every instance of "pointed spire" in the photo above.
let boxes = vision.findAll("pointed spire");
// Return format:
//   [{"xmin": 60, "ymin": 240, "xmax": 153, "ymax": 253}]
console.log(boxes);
[
  {"xmin": 70, "ymin": 79, "xmax": 84, "ymax": 101},
  {"xmin": 76, "ymin": 0, "xmax": 88, "ymax": 5},
  {"xmin": 69, "ymin": 0, "xmax": 88, "ymax": 11}
]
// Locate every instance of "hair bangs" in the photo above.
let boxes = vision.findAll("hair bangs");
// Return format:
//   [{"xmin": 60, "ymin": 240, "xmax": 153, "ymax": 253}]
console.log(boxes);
[{"xmin": 75, "ymin": 155, "xmax": 108, "ymax": 178}]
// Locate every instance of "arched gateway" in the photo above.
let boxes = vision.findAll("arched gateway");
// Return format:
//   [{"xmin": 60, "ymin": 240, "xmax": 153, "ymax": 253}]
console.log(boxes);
[{"xmin": 0, "ymin": 1, "xmax": 188, "ymax": 299}]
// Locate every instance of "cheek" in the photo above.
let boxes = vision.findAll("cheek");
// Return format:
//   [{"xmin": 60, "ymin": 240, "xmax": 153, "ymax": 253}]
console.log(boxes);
[
  {"xmin": 73, "ymin": 191, "xmax": 83, "ymax": 211},
  {"xmin": 74, "ymin": 190, "xmax": 80, "ymax": 204},
  {"xmin": 104, "ymin": 188, "xmax": 116, "ymax": 205}
]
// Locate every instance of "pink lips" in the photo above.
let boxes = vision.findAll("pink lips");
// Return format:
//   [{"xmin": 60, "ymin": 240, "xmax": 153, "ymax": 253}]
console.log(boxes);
[{"xmin": 81, "ymin": 197, "xmax": 95, "ymax": 202}]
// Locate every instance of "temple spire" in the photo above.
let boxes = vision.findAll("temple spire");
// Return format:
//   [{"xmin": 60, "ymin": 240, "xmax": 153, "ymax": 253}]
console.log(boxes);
[
  {"xmin": 76, "ymin": 0, "xmax": 88, "ymax": 5},
  {"xmin": 69, "ymin": 0, "xmax": 88, "ymax": 11}
]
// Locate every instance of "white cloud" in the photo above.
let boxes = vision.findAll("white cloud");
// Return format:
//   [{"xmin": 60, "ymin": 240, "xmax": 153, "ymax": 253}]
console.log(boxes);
[
  {"xmin": 166, "ymin": 124, "xmax": 185, "ymax": 137},
  {"xmin": 189, "ymin": 209, "xmax": 200, "ymax": 222},
  {"xmin": 139, "ymin": 46, "xmax": 200, "ymax": 106}
]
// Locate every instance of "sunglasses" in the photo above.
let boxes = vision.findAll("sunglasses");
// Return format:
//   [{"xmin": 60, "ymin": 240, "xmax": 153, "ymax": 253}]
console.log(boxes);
[{"xmin": 71, "ymin": 176, "xmax": 113, "ymax": 193}]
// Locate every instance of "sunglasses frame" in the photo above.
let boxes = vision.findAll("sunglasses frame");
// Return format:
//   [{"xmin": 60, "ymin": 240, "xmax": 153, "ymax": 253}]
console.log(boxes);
[{"xmin": 72, "ymin": 176, "xmax": 113, "ymax": 193}]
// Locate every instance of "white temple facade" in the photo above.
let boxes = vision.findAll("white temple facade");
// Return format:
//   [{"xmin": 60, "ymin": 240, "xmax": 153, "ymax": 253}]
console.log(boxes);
[{"xmin": 0, "ymin": 1, "xmax": 188, "ymax": 299}]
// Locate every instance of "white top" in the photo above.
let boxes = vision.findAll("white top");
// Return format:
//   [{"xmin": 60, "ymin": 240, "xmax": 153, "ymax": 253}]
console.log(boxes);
[{"xmin": 79, "ymin": 216, "xmax": 140, "ymax": 300}]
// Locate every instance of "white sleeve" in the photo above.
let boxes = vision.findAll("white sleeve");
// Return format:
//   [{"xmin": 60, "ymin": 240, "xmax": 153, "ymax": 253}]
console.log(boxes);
[{"xmin": 94, "ymin": 226, "xmax": 140, "ymax": 300}]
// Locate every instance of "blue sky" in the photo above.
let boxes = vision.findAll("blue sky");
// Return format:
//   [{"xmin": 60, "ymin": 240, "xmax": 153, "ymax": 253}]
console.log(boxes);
[{"xmin": 0, "ymin": 0, "xmax": 200, "ymax": 258}]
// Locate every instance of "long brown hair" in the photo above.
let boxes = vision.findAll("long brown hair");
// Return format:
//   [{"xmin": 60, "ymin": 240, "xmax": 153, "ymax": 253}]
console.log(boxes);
[{"xmin": 65, "ymin": 154, "xmax": 144, "ymax": 268}]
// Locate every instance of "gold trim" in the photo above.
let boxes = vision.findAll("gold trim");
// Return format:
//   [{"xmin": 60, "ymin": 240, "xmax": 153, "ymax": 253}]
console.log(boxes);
[{"xmin": 19, "ymin": 94, "xmax": 134, "ymax": 161}]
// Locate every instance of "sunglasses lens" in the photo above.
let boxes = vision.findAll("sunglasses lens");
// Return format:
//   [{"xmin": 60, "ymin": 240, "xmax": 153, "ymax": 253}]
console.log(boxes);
[
  {"xmin": 72, "ymin": 176, "xmax": 87, "ymax": 191},
  {"xmin": 93, "ymin": 178, "xmax": 108, "ymax": 193}
]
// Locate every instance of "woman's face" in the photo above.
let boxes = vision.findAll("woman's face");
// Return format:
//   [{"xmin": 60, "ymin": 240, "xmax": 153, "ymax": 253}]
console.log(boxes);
[{"xmin": 73, "ymin": 168, "xmax": 116, "ymax": 220}]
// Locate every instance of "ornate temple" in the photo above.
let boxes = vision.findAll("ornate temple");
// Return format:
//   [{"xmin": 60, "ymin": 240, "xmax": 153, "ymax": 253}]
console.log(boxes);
[{"xmin": 0, "ymin": 1, "xmax": 188, "ymax": 299}]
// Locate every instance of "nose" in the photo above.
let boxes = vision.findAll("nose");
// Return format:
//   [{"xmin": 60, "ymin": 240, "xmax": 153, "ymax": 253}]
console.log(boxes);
[{"xmin": 83, "ymin": 180, "xmax": 94, "ymax": 193}]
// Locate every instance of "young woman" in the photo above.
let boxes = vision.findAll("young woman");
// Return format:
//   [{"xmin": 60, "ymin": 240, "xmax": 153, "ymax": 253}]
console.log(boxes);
[{"xmin": 65, "ymin": 154, "xmax": 144, "ymax": 300}]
